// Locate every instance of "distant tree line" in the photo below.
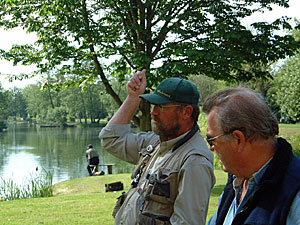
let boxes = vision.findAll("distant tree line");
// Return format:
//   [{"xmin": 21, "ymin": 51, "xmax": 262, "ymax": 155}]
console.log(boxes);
[
  {"xmin": 0, "ymin": 79, "xmax": 128, "ymax": 127},
  {"xmin": 0, "ymin": 56, "xmax": 299, "ymax": 127}
]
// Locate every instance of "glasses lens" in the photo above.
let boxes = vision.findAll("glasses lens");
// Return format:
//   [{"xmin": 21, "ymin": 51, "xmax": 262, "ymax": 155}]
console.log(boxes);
[
  {"xmin": 151, "ymin": 104, "xmax": 182, "ymax": 112},
  {"xmin": 206, "ymin": 134, "xmax": 226, "ymax": 146},
  {"xmin": 151, "ymin": 104, "xmax": 164, "ymax": 111}
]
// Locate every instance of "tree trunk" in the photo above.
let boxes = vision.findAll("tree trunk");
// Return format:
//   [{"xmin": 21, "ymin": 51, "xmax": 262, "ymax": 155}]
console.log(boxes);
[
  {"xmin": 47, "ymin": 89, "xmax": 55, "ymax": 109},
  {"xmin": 139, "ymin": 99, "xmax": 151, "ymax": 131},
  {"xmin": 82, "ymin": 1, "xmax": 152, "ymax": 131},
  {"xmin": 79, "ymin": 91, "xmax": 88, "ymax": 125}
]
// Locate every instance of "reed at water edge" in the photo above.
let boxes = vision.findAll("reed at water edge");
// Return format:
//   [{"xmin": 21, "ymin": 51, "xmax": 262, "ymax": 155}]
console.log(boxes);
[{"xmin": 0, "ymin": 167, "xmax": 53, "ymax": 201}]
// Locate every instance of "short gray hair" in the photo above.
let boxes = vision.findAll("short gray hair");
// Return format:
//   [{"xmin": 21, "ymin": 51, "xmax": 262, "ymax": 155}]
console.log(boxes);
[{"xmin": 202, "ymin": 87, "xmax": 278, "ymax": 140}]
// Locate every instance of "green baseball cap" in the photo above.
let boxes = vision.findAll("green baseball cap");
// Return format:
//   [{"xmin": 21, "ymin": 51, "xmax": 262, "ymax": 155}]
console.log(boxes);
[{"xmin": 139, "ymin": 77, "xmax": 199, "ymax": 104}]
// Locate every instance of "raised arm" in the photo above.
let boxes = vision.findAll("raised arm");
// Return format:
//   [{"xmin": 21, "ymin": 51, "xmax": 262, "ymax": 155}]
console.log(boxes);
[{"xmin": 107, "ymin": 69, "xmax": 147, "ymax": 125}]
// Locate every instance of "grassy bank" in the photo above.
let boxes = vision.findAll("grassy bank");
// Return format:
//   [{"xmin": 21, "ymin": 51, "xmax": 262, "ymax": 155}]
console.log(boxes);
[
  {"xmin": 1, "ymin": 124, "xmax": 298, "ymax": 224},
  {"xmin": 0, "ymin": 170, "xmax": 227, "ymax": 225},
  {"xmin": 0, "ymin": 174, "xmax": 131, "ymax": 225}
]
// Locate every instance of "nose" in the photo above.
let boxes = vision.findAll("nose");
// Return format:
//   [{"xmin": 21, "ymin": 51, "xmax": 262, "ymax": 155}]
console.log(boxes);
[{"xmin": 209, "ymin": 145, "xmax": 215, "ymax": 152}]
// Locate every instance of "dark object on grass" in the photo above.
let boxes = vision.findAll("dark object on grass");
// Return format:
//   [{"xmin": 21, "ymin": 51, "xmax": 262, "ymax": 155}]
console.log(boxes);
[{"xmin": 105, "ymin": 181, "xmax": 124, "ymax": 192}]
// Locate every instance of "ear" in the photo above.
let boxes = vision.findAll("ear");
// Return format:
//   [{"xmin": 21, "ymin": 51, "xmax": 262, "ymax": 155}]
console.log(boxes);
[
  {"xmin": 232, "ymin": 130, "xmax": 246, "ymax": 152},
  {"xmin": 182, "ymin": 105, "xmax": 193, "ymax": 119}
]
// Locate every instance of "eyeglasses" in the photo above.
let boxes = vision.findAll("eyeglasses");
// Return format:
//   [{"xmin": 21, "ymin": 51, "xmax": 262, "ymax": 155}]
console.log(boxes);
[
  {"xmin": 206, "ymin": 127, "xmax": 246, "ymax": 146},
  {"xmin": 206, "ymin": 134, "xmax": 226, "ymax": 146},
  {"xmin": 151, "ymin": 104, "xmax": 182, "ymax": 112}
]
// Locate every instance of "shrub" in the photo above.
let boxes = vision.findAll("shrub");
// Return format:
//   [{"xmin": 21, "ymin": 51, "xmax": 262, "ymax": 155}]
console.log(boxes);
[
  {"xmin": 287, "ymin": 135, "xmax": 300, "ymax": 157},
  {"xmin": 214, "ymin": 153, "xmax": 223, "ymax": 170},
  {"xmin": 47, "ymin": 106, "xmax": 67, "ymax": 126}
]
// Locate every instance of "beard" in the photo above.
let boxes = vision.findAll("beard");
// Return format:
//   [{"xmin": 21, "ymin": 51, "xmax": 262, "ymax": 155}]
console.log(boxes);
[{"xmin": 152, "ymin": 115, "xmax": 181, "ymax": 142}]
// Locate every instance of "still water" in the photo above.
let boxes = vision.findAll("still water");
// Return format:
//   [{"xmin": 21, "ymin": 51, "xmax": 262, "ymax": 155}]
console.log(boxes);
[{"xmin": 0, "ymin": 123, "xmax": 134, "ymax": 185}]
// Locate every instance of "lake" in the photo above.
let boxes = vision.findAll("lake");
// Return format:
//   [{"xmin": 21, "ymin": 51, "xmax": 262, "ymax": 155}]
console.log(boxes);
[{"xmin": 0, "ymin": 123, "xmax": 134, "ymax": 185}]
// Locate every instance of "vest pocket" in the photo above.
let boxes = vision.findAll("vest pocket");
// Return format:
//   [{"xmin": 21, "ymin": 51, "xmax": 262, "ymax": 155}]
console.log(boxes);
[
  {"xmin": 139, "ymin": 168, "xmax": 179, "ymax": 223},
  {"xmin": 153, "ymin": 182, "xmax": 170, "ymax": 198},
  {"xmin": 112, "ymin": 191, "xmax": 127, "ymax": 218}
]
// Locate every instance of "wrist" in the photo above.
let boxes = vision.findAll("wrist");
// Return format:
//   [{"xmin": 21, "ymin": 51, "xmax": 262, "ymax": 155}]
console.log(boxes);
[{"xmin": 126, "ymin": 94, "xmax": 141, "ymax": 103}]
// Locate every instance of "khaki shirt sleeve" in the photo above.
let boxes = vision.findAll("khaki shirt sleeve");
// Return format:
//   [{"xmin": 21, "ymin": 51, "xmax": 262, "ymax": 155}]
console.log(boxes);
[
  {"xmin": 99, "ymin": 124, "xmax": 158, "ymax": 165},
  {"xmin": 170, "ymin": 155, "xmax": 216, "ymax": 225}
]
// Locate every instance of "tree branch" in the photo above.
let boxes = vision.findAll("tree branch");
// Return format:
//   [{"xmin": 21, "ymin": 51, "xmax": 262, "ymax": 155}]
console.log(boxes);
[
  {"xmin": 82, "ymin": 0, "xmax": 121, "ymax": 106},
  {"xmin": 112, "ymin": 1, "xmax": 135, "ymax": 51}
]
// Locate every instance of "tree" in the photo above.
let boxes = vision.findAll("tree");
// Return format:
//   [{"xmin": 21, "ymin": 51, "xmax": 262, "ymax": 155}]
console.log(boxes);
[
  {"xmin": 59, "ymin": 87, "xmax": 88, "ymax": 124},
  {"xmin": 60, "ymin": 83, "xmax": 109, "ymax": 124},
  {"xmin": 189, "ymin": 75, "xmax": 227, "ymax": 106},
  {"xmin": 84, "ymin": 83, "xmax": 104, "ymax": 123},
  {"xmin": 270, "ymin": 52, "xmax": 300, "ymax": 123},
  {"xmin": 6, "ymin": 87, "xmax": 28, "ymax": 120},
  {"xmin": 47, "ymin": 106, "xmax": 68, "ymax": 126},
  {"xmin": 22, "ymin": 84, "xmax": 55, "ymax": 123},
  {"xmin": 21, "ymin": 79, "xmax": 120, "ymax": 125},
  {"xmin": 264, "ymin": 21, "xmax": 300, "ymax": 123},
  {"xmin": 0, "ymin": 83, "xmax": 9, "ymax": 120},
  {"xmin": 1, "ymin": 0, "xmax": 299, "ymax": 130}
]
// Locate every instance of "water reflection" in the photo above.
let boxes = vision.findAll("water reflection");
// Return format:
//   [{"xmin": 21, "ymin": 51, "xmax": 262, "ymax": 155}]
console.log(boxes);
[
  {"xmin": 2, "ymin": 151, "xmax": 41, "ymax": 184},
  {"xmin": 0, "ymin": 123, "xmax": 134, "ymax": 185}
]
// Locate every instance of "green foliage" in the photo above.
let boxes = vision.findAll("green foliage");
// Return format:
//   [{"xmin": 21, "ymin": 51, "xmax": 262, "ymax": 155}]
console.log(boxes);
[
  {"xmin": 189, "ymin": 75, "xmax": 227, "ymax": 106},
  {"xmin": 207, "ymin": 170, "xmax": 228, "ymax": 219},
  {"xmin": 286, "ymin": 135, "xmax": 300, "ymax": 157},
  {"xmin": 213, "ymin": 153, "xmax": 224, "ymax": 171},
  {"xmin": 0, "ymin": 120, "xmax": 7, "ymax": 131},
  {"xmin": 1, "ymin": 0, "xmax": 299, "ymax": 130},
  {"xmin": 0, "ymin": 168, "xmax": 53, "ymax": 201},
  {"xmin": 22, "ymin": 84, "xmax": 54, "ymax": 120},
  {"xmin": 270, "ymin": 52, "xmax": 300, "ymax": 123},
  {"xmin": 264, "ymin": 23, "xmax": 300, "ymax": 123},
  {"xmin": 46, "ymin": 106, "xmax": 68, "ymax": 126},
  {"xmin": 0, "ymin": 83, "xmax": 9, "ymax": 119},
  {"xmin": 2, "ymin": 80, "xmax": 122, "ymax": 125},
  {"xmin": 5, "ymin": 87, "xmax": 28, "ymax": 120},
  {"xmin": 0, "ymin": 1, "xmax": 295, "ymax": 83},
  {"xmin": 292, "ymin": 20, "xmax": 300, "ymax": 42},
  {"xmin": 198, "ymin": 113, "xmax": 208, "ymax": 134}
]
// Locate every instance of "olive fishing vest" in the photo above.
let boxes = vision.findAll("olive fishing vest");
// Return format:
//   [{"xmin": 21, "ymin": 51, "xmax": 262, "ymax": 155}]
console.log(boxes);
[{"xmin": 118, "ymin": 125, "xmax": 209, "ymax": 225}]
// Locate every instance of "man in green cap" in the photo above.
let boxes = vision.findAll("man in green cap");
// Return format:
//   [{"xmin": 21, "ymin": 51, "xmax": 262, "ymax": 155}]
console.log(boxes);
[{"xmin": 99, "ymin": 70, "xmax": 215, "ymax": 225}]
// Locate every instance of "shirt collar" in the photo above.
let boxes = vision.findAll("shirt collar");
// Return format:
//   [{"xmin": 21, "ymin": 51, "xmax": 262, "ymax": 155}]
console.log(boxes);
[
  {"xmin": 232, "ymin": 157, "xmax": 273, "ymax": 187},
  {"xmin": 159, "ymin": 130, "xmax": 189, "ymax": 154},
  {"xmin": 251, "ymin": 157, "xmax": 273, "ymax": 184}
]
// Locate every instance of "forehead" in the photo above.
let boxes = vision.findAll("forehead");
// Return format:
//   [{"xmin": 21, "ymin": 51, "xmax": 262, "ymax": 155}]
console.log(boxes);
[{"xmin": 206, "ymin": 109, "xmax": 221, "ymax": 136}]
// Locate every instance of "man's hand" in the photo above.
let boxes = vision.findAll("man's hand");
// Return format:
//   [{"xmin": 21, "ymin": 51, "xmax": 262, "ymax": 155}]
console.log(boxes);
[
  {"xmin": 106, "ymin": 69, "xmax": 147, "ymax": 125},
  {"xmin": 127, "ymin": 69, "xmax": 147, "ymax": 97}
]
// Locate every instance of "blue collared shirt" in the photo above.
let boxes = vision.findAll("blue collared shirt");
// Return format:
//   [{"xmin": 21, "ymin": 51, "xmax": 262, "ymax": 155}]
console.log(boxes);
[{"xmin": 208, "ymin": 160, "xmax": 300, "ymax": 225}]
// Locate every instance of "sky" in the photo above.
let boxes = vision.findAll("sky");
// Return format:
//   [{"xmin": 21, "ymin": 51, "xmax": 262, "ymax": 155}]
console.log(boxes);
[
  {"xmin": 0, "ymin": 0, "xmax": 300, "ymax": 90},
  {"xmin": 0, "ymin": 27, "xmax": 38, "ymax": 89}
]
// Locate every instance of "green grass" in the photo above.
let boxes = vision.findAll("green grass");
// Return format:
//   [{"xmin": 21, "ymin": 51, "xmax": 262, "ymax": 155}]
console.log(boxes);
[
  {"xmin": 279, "ymin": 123, "xmax": 300, "ymax": 157},
  {"xmin": 279, "ymin": 123, "xmax": 300, "ymax": 137},
  {"xmin": 0, "ymin": 174, "xmax": 131, "ymax": 225},
  {"xmin": 0, "ymin": 171, "xmax": 226, "ymax": 224},
  {"xmin": 0, "ymin": 123, "xmax": 298, "ymax": 224},
  {"xmin": 207, "ymin": 170, "xmax": 227, "ymax": 220}
]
